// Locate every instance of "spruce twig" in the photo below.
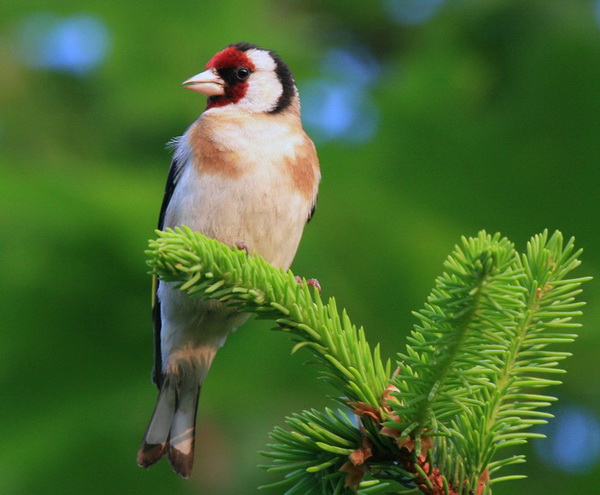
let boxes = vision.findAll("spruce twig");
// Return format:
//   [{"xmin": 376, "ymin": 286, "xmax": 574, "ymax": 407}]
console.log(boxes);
[{"xmin": 146, "ymin": 227, "xmax": 589, "ymax": 494}]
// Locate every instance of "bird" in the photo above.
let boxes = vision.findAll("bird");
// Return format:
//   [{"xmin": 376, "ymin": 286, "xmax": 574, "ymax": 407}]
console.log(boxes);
[{"xmin": 137, "ymin": 42, "xmax": 320, "ymax": 478}]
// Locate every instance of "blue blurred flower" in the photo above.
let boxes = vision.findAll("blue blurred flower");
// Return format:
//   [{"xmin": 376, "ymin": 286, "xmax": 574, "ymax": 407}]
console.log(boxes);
[
  {"xmin": 383, "ymin": 0, "xmax": 446, "ymax": 26},
  {"xmin": 17, "ymin": 12, "xmax": 110, "ymax": 75},
  {"xmin": 535, "ymin": 404, "xmax": 600, "ymax": 473},
  {"xmin": 300, "ymin": 46, "xmax": 381, "ymax": 144},
  {"xmin": 321, "ymin": 46, "xmax": 381, "ymax": 87},
  {"xmin": 301, "ymin": 80, "xmax": 379, "ymax": 143}
]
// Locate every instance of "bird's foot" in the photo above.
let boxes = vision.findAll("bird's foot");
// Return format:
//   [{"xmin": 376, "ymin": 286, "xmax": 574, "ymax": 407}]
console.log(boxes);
[
  {"xmin": 295, "ymin": 276, "xmax": 322, "ymax": 292},
  {"xmin": 234, "ymin": 242, "xmax": 249, "ymax": 254}
]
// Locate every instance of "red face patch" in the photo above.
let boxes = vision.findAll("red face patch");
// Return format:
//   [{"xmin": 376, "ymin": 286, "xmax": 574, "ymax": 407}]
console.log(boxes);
[
  {"xmin": 206, "ymin": 46, "xmax": 255, "ymax": 71},
  {"xmin": 205, "ymin": 46, "xmax": 256, "ymax": 109},
  {"xmin": 206, "ymin": 83, "xmax": 248, "ymax": 109}
]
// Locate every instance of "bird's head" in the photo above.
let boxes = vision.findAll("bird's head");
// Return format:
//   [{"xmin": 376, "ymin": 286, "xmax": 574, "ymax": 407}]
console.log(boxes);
[{"xmin": 183, "ymin": 42, "xmax": 297, "ymax": 115}]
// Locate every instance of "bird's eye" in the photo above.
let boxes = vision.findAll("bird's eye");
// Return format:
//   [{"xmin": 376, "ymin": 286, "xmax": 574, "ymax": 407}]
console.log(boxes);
[{"xmin": 236, "ymin": 67, "xmax": 251, "ymax": 81}]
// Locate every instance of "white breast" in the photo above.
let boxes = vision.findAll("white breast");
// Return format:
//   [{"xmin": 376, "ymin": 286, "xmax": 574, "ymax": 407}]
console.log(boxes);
[{"xmin": 165, "ymin": 115, "xmax": 312, "ymax": 270}]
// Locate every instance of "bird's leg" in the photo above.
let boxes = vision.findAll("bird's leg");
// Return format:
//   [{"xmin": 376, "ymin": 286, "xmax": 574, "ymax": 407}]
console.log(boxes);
[
  {"xmin": 294, "ymin": 276, "xmax": 322, "ymax": 292},
  {"xmin": 234, "ymin": 242, "xmax": 249, "ymax": 254}
]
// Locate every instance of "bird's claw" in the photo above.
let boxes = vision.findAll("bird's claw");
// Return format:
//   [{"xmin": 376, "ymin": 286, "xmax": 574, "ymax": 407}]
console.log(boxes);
[
  {"xmin": 234, "ymin": 242, "xmax": 249, "ymax": 254},
  {"xmin": 295, "ymin": 276, "xmax": 322, "ymax": 292},
  {"xmin": 307, "ymin": 278, "xmax": 322, "ymax": 292}
]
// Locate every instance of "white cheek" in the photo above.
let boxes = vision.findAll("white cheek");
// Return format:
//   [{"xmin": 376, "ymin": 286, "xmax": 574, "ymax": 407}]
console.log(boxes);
[
  {"xmin": 238, "ymin": 71, "xmax": 283, "ymax": 113},
  {"xmin": 247, "ymin": 49, "xmax": 277, "ymax": 72}
]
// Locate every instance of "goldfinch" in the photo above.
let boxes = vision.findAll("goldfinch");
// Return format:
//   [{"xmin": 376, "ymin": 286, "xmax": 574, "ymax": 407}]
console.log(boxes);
[{"xmin": 137, "ymin": 42, "xmax": 320, "ymax": 478}]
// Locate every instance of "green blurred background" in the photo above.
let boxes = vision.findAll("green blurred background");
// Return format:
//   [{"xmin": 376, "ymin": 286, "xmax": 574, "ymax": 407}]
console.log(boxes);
[{"xmin": 1, "ymin": 0, "xmax": 599, "ymax": 493}]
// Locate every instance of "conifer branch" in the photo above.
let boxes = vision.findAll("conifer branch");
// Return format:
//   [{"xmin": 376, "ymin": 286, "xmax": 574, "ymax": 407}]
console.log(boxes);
[
  {"xmin": 386, "ymin": 234, "xmax": 523, "ymax": 442},
  {"xmin": 147, "ymin": 226, "xmax": 391, "ymax": 409},
  {"xmin": 451, "ymin": 231, "xmax": 588, "ymax": 493},
  {"xmin": 146, "ymin": 227, "xmax": 589, "ymax": 494}
]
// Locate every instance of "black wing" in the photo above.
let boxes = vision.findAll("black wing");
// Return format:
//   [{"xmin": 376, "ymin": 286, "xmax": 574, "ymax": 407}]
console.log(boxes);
[
  {"xmin": 152, "ymin": 158, "xmax": 181, "ymax": 388},
  {"xmin": 307, "ymin": 193, "xmax": 318, "ymax": 223}
]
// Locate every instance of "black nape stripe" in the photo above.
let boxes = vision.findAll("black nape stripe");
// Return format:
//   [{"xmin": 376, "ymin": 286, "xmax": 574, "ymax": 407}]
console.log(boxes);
[
  {"xmin": 269, "ymin": 54, "xmax": 295, "ymax": 114},
  {"xmin": 228, "ymin": 41, "xmax": 296, "ymax": 114},
  {"xmin": 229, "ymin": 41, "xmax": 258, "ymax": 52}
]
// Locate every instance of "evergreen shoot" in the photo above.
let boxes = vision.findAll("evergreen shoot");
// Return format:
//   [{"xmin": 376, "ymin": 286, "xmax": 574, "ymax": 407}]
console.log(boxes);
[{"xmin": 146, "ymin": 227, "xmax": 589, "ymax": 494}]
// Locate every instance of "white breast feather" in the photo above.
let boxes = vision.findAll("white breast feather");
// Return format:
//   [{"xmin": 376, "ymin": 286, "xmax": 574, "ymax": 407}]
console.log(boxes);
[{"xmin": 166, "ymin": 118, "xmax": 311, "ymax": 270}]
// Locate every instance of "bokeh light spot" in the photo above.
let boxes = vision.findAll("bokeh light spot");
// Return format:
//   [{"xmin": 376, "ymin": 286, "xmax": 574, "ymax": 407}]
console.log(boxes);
[
  {"xmin": 301, "ymin": 80, "xmax": 379, "ymax": 144},
  {"xmin": 321, "ymin": 46, "xmax": 381, "ymax": 87},
  {"xmin": 383, "ymin": 0, "xmax": 446, "ymax": 25},
  {"xmin": 17, "ymin": 12, "xmax": 110, "ymax": 75},
  {"xmin": 535, "ymin": 405, "xmax": 600, "ymax": 473},
  {"xmin": 300, "ymin": 45, "xmax": 380, "ymax": 144}
]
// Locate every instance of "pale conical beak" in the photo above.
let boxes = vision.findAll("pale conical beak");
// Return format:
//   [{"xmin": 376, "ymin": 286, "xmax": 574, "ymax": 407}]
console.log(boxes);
[{"xmin": 182, "ymin": 69, "xmax": 225, "ymax": 96}]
